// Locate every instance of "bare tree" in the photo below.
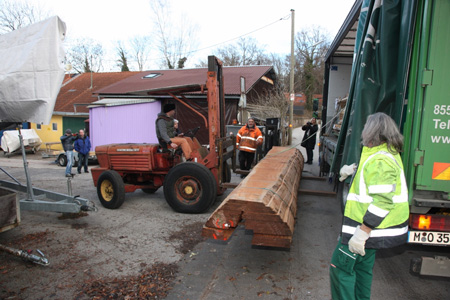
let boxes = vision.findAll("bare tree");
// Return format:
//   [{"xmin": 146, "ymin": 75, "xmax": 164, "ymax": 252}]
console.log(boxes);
[
  {"xmin": 215, "ymin": 37, "xmax": 271, "ymax": 67},
  {"xmin": 269, "ymin": 53, "xmax": 290, "ymax": 89},
  {"xmin": 130, "ymin": 35, "xmax": 150, "ymax": 71},
  {"xmin": 295, "ymin": 27, "xmax": 330, "ymax": 111},
  {"xmin": 150, "ymin": 0, "xmax": 198, "ymax": 69},
  {"xmin": 116, "ymin": 41, "xmax": 130, "ymax": 72},
  {"xmin": 0, "ymin": 0, "xmax": 50, "ymax": 34},
  {"xmin": 216, "ymin": 45, "xmax": 241, "ymax": 66},
  {"xmin": 66, "ymin": 38, "xmax": 104, "ymax": 73},
  {"xmin": 246, "ymin": 83, "xmax": 290, "ymax": 146}
]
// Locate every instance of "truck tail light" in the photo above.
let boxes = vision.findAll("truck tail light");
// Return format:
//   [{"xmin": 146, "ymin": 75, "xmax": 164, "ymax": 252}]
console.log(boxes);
[{"xmin": 410, "ymin": 214, "xmax": 450, "ymax": 231}]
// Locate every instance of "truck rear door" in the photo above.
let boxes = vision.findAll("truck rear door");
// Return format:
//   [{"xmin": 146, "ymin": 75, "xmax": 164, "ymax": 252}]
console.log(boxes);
[{"xmin": 414, "ymin": 0, "xmax": 450, "ymax": 193}]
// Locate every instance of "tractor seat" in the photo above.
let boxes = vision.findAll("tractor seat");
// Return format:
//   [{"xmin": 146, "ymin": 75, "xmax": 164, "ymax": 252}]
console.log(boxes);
[
  {"xmin": 158, "ymin": 140, "xmax": 172, "ymax": 153},
  {"xmin": 158, "ymin": 140, "xmax": 182, "ymax": 156}
]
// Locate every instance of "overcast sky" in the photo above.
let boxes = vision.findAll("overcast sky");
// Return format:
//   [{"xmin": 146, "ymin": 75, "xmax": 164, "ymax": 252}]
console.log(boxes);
[{"xmin": 30, "ymin": 0, "xmax": 356, "ymax": 70}]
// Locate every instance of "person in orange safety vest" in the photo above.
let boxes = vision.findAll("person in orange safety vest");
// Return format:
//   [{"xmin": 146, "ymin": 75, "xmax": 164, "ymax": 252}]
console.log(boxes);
[{"xmin": 236, "ymin": 118, "xmax": 263, "ymax": 178}]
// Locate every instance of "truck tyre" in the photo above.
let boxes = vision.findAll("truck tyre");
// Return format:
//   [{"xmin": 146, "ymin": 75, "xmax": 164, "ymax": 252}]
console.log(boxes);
[
  {"xmin": 164, "ymin": 162, "xmax": 217, "ymax": 213},
  {"xmin": 57, "ymin": 154, "xmax": 67, "ymax": 166},
  {"xmin": 337, "ymin": 181, "xmax": 350, "ymax": 214},
  {"xmin": 57, "ymin": 153, "xmax": 78, "ymax": 167},
  {"xmin": 142, "ymin": 188, "xmax": 159, "ymax": 194},
  {"xmin": 97, "ymin": 170, "xmax": 125, "ymax": 209}
]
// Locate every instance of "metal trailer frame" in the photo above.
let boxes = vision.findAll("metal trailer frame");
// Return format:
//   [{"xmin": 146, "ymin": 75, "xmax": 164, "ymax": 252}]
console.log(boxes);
[{"xmin": 0, "ymin": 127, "xmax": 95, "ymax": 214}]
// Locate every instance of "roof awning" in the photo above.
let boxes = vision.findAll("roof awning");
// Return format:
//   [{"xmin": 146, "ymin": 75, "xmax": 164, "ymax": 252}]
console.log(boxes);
[
  {"xmin": 88, "ymin": 98, "xmax": 156, "ymax": 108},
  {"xmin": 129, "ymin": 84, "xmax": 206, "ymax": 96},
  {"xmin": 325, "ymin": 0, "xmax": 362, "ymax": 61}
]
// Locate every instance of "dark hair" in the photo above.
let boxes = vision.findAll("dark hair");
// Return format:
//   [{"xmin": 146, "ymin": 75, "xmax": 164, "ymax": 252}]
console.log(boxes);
[{"xmin": 163, "ymin": 103, "xmax": 175, "ymax": 113}]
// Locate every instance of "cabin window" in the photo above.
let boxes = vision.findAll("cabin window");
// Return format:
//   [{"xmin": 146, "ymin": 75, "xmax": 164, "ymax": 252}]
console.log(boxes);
[
  {"xmin": 52, "ymin": 123, "xmax": 57, "ymax": 131},
  {"xmin": 143, "ymin": 73, "xmax": 161, "ymax": 79}
]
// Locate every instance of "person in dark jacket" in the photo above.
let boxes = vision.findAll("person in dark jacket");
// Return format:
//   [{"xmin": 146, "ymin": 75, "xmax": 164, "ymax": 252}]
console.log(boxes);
[
  {"xmin": 301, "ymin": 117, "xmax": 318, "ymax": 164},
  {"xmin": 155, "ymin": 104, "xmax": 195, "ymax": 160},
  {"xmin": 74, "ymin": 129, "xmax": 91, "ymax": 174},
  {"xmin": 60, "ymin": 129, "xmax": 78, "ymax": 177}
]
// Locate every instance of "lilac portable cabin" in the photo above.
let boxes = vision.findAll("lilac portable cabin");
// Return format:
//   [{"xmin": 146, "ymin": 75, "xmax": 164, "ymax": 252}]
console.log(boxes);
[{"xmin": 89, "ymin": 99, "xmax": 160, "ymax": 150}]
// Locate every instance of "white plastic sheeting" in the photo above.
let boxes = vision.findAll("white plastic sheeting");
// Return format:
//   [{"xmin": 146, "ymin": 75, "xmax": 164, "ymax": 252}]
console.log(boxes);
[
  {"xmin": 1, "ymin": 129, "xmax": 42, "ymax": 154},
  {"xmin": 0, "ymin": 16, "xmax": 66, "ymax": 125}
]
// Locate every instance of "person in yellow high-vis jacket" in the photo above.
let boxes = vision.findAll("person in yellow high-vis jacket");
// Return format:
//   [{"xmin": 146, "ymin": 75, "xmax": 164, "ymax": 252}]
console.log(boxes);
[{"xmin": 330, "ymin": 112, "xmax": 410, "ymax": 300}]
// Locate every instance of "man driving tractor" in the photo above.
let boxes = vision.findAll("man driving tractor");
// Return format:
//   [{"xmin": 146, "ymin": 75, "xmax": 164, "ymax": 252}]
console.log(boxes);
[{"xmin": 155, "ymin": 103, "xmax": 196, "ymax": 160}]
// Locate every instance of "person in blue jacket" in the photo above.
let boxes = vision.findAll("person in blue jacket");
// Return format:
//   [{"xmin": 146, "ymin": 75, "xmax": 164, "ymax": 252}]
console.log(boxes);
[{"xmin": 74, "ymin": 129, "xmax": 91, "ymax": 174}]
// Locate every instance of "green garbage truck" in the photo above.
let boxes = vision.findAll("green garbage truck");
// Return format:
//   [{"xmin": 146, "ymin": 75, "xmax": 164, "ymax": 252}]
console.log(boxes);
[{"xmin": 320, "ymin": 0, "xmax": 450, "ymax": 277}]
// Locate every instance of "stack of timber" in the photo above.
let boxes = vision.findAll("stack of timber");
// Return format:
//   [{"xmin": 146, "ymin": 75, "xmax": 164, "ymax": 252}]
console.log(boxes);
[{"xmin": 202, "ymin": 146, "xmax": 303, "ymax": 248}]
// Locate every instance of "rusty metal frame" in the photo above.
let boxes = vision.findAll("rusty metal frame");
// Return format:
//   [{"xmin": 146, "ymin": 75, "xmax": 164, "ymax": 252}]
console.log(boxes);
[
  {"xmin": 216, "ymin": 136, "xmax": 235, "ymax": 187},
  {"xmin": 167, "ymin": 92, "xmax": 208, "ymax": 129}
]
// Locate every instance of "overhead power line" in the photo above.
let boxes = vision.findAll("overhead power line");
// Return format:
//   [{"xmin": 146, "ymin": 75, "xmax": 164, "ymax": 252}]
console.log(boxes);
[
  {"xmin": 183, "ymin": 13, "xmax": 291, "ymax": 56},
  {"xmin": 93, "ymin": 13, "xmax": 291, "ymax": 65}
]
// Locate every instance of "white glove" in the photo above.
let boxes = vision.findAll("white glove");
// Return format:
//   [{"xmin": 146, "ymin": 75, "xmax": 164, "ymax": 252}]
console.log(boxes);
[
  {"xmin": 339, "ymin": 163, "xmax": 357, "ymax": 182},
  {"xmin": 348, "ymin": 225, "xmax": 370, "ymax": 256}
]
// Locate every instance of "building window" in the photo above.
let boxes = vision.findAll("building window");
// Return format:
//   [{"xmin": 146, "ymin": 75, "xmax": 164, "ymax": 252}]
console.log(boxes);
[
  {"xmin": 36, "ymin": 124, "xmax": 42, "ymax": 130},
  {"xmin": 52, "ymin": 123, "xmax": 57, "ymax": 131},
  {"xmin": 143, "ymin": 73, "xmax": 161, "ymax": 79}
]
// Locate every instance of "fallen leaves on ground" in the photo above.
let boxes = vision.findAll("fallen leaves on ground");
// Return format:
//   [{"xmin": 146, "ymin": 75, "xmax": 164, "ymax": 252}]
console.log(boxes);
[
  {"xmin": 6, "ymin": 230, "xmax": 51, "ymax": 247},
  {"xmin": 167, "ymin": 221, "xmax": 206, "ymax": 254},
  {"xmin": 79, "ymin": 262, "xmax": 179, "ymax": 299},
  {"xmin": 58, "ymin": 212, "xmax": 89, "ymax": 220}
]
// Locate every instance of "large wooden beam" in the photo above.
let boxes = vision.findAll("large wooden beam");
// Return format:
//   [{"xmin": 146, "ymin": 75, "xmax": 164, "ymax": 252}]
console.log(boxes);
[{"xmin": 202, "ymin": 147, "xmax": 303, "ymax": 248}]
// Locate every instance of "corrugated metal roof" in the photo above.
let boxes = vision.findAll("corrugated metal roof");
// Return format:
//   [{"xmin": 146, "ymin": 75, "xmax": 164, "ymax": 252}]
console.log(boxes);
[
  {"xmin": 54, "ymin": 71, "xmax": 140, "ymax": 113},
  {"xmin": 88, "ymin": 98, "xmax": 156, "ymax": 108},
  {"xmin": 94, "ymin": 65, "xmax": 275, "ymax": 96}
]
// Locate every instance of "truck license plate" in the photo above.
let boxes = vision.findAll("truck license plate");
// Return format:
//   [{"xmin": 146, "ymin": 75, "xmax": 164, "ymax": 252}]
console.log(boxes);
[{"xmin": 408, "ymin": 231, "xmax": 450, "ymax": 245}]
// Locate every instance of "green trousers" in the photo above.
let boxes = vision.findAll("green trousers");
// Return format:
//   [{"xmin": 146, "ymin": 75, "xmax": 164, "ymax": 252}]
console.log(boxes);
[{"xmin": 329, "ymin": 239, "xmax": 377, "ymax": 300}]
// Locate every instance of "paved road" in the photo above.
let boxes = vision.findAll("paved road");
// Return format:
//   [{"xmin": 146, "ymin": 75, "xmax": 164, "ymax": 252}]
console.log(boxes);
[
  {"xmin": 1, "ymin": 128, "xmax": 449, "ymax": 299},
  {"xmin": 166, "ymin": 131, "xmax": 450, "ymax": 300}
]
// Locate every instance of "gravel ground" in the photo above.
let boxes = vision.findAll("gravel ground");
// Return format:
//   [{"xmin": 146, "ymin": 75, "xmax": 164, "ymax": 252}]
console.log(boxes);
[{"xmin": 0, "ymin": 150, "xmax": 234, "ymax": 299}]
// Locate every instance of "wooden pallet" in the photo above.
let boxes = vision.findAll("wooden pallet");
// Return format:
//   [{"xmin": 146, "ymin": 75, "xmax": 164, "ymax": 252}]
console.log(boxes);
[{"xmin": 202, "ymin": 146, "xmax": 303, "ymax": 248}]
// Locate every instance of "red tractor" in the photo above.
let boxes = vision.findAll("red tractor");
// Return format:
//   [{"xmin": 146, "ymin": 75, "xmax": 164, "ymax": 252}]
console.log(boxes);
[{"xmin": 91, "ymin": 56, "xmax": 234, "ymax": 213}]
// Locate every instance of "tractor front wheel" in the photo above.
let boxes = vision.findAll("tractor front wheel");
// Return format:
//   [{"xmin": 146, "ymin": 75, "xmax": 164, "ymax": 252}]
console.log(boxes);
[
  {"xmin": 97, "ymin": 170, "xmax": 125, "ymax": 209},
  {"xmin": 164, "ymin": 162, "xmax": 217, "ymax": 213}
]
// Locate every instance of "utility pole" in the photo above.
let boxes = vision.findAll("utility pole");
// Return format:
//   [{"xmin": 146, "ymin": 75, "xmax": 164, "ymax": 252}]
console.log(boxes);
[{"xmin": 288, "ymin": 9, "xmax": 295, "ymax": 145}]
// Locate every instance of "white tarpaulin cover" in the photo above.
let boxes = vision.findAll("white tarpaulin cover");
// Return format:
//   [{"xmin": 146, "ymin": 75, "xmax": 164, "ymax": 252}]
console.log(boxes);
[
  {"xmin": 1, "ymin": 129, "xmax": 42, "ymax": 153},
  {"xmin": 0, "ymin": 16, "xmax": 66, "ymax": 125}
]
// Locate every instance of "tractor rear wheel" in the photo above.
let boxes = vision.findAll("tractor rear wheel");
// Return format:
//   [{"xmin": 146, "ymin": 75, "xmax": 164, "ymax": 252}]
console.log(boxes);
[
  {"xmin": 164, "ymin": 162, "xmax": 217, "ymax": 213},
  {"xmin": 97, "ymin": 170, "xmax": 125, "ymax": 209}
]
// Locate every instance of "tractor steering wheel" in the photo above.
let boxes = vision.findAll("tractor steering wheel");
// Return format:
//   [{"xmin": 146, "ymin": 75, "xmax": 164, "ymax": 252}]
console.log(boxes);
[{"xmin": 184, "ymin": 126, "xmax": 200, "ymax": 138}]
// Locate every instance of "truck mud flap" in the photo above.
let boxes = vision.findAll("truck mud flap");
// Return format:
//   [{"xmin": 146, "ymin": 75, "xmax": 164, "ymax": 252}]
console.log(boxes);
[{"xmin": 410, "ymin": 256, "xmax": 450, "ymax": 278}]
